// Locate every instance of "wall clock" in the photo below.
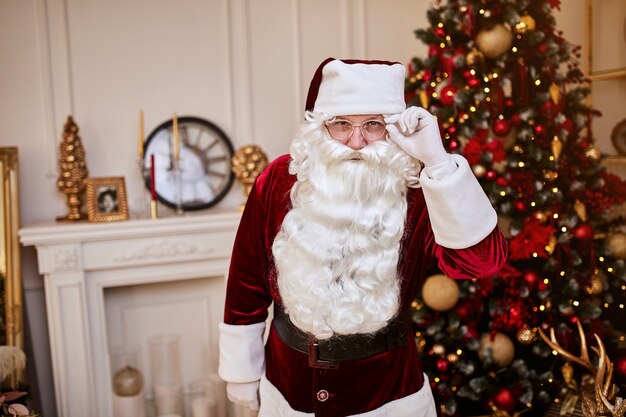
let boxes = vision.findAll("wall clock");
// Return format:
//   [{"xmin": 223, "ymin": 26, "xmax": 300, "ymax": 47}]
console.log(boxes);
[{"xmin": 143, "ymin": 116, "xmax": 235, "ymax": 211}]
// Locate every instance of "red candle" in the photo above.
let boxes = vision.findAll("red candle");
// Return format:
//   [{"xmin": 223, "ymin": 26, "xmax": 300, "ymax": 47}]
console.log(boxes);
[{"xmin": 150, "ymin": 153, "xmax": 156, "ymax": 201}]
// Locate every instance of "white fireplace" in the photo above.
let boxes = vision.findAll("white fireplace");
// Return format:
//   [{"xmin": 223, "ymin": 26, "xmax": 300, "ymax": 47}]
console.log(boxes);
[{"xmin": 20, "ymin": 210, "xmax": 242, "ymax": 417}]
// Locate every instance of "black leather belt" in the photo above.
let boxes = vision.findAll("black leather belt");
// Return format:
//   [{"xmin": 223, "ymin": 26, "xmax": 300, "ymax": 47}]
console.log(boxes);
[{"xmin": 273, "ymin": 307, "xmax": 410, "ymax": 369}]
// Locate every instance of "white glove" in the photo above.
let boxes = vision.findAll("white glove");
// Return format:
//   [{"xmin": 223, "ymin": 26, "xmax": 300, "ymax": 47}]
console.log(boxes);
[
  {"xmin": 227, "ymin": 380, "xmax": 260, "ymax": 411},
  {"xmin": 385, "ymin": 106, "xmax": 448, "ymax": 166}
]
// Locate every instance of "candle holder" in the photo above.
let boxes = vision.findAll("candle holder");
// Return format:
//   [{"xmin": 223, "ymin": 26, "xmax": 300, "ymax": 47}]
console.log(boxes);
[
  {"xmin": 149, "ymin": 334, "xmax": 183, "ymax": 416},
  {"xmin": 189, "ymin": 378, "xmax": 217, "ymax": 417},
  {"xmin": 172, "ymin": 158, "xmax": 184, "ymax": 216},
  {"xmin": 110, "ymin": 345, "xmax": 147, "ymax": 417}
]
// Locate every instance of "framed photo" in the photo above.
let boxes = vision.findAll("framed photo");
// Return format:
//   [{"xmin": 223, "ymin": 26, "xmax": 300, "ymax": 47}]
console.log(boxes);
[
  {"xmin": 85, "ymin": 177, "xmax": 129, "ymax": 222},
  {"xmin": 585, "ymin": 0, "xmax": 626, "ymax": 80}
]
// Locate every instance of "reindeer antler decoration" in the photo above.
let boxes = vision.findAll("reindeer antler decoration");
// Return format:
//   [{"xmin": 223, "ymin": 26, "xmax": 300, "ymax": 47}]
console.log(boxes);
[{"xmin": 538, "ymin": 321, "xmax": 626, "ymax": 417}]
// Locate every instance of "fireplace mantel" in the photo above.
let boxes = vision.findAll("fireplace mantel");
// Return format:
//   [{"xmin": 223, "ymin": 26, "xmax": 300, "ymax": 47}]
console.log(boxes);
[{"xmin": 20, "ymin": 210, "xmax": 242, "ymax": 417}]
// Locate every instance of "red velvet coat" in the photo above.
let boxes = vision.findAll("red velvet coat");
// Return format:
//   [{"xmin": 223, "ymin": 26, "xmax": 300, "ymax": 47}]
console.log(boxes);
[{"xmin": 224, "ymin": 154, "xmax": 508, "ymax": 416}]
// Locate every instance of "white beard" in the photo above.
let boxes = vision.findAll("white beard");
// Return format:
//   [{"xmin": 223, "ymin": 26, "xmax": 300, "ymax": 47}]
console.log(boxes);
[{"xmin": 272, "ymin": 115, "xmax": 419, "ymax": 339}]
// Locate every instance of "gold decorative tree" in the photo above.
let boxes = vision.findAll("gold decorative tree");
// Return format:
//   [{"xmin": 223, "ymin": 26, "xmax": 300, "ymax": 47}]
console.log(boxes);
[
  {"xmin": 231, "ymin": 144, "xmax": 269, "ymax": 207},
  {"xmin": 56, "ymin": 115, "xmax": 89, "ymax": 221}
]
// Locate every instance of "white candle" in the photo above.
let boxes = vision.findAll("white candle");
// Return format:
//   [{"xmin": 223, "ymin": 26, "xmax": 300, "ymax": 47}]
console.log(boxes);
[
  {"xmin": 191, "ymin": 395, "xmax": 215, "ymax": 417},
  {"xmin": 112, "ymin": 389, "xmax": 146, "ymax": 417},
  {"xmin": 153, "ymin": 383, "xmax": 183, "ymax": 415}
]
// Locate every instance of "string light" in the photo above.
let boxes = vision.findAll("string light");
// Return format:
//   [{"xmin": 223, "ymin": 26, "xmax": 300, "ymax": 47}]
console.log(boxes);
[
  {"xmin": 560, "ymin": 271, "xmax": 565, "ymax": 276},
  {"xmin": 512, "ymin": 47, "xmax": 518, "ymax": 53},
  {"xmin": 553, "ymin": 213, "xmax": 559, "ymax": 219},
  {"xmin": 535, "ymin": 80, "xmax": 541, "ymax": 86},
  {"xmin": 561, "ymin": 227, "xmax": 567, "ymax": 232},
  {"xmin": 518, "ymin": 162, "xmax": 525, "ymax": 167}
]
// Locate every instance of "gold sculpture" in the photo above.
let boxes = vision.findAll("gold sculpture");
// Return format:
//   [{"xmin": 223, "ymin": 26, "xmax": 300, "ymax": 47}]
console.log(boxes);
[
  {"xmin": 539, "ymin": 321, "xmax": 626, "ymax": 417},
  {"xmin": 231, "ymin": 144, "xmax": 269, "ymax": 208},
  {"xmin": 56, "ymin": 115, "xmax": 89, "ymax": 221}
]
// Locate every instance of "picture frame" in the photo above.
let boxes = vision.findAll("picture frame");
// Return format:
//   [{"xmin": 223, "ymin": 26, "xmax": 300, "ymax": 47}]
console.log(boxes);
[
  {"xmin": 585, "ymin": 0, "xmax": 626, "ymax": 80},
  {"xmin": 85, "ymin": 177, "xmax": 129, "ymax": 222}
]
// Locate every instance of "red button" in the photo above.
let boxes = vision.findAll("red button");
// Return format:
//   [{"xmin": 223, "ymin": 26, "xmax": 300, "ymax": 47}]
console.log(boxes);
[{"xmin": 316, "ymin": 389, "xmax": 329, "ymax": 402}]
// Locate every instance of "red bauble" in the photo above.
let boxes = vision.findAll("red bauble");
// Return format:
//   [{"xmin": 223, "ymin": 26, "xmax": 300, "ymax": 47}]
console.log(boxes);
[
  {"xmin": 463, "ymin": 70, "xmax": 473, "ymax": 79},
  {"xmin": 440, "ymin": 86, "xmax": 458, "ymax": 106},
  {"xmin": 537, "ymin": 281, "xmax": 548, "ymax": 291},
  {"xmin": 486, "ymin": 170, "xmax": 496, "ymax": 180},
  {"xmin": 534, "ymin": 124, "xmax": 545, "ymax": 135},
  {"xmin": 456, "ymin": 300, "xmax": 475, "ymax": 321},
  {"xmin": 511, "ymin": 113, "xmax": 521, "ymax": 126},
  {"xmin": 573, "ymin": 223, "xmax": 594, "ymax": 245},
  {"xmin": 493, "ymin": 387, "xmax": 516, "ymax": 411},
  {"xmin": 562, "ymin": 118, "xmax": 573, "ymax": 133},
  {"xmin": 434, "ymin": 27, "xmax": 446, "ymax": 37},
  {"xmin": 447, "ymin": 125, "xmax": 457, "ymax": 135},
  {"xmin": 523, "ymin": 270, "xmax": 540, "ymax": 288},
  {"xmin": 497, "ymin": 178, "xmax": 508, "ymax": 186},
  {"xmin": 493, "ymin": 118, "xmax": 511, "ymax": 136},
  {"xmin": 515, "ymin": 201, "xmax": 526, "ymax": 212},
  {"xmin": 463, "ymin": 326, "xmax": 479, "ymax": 341},
  {"xmin": 448, "ymin": 139, "xmax": 460, "ymax": 150},
  {"xmin": 538, "ymin": 43, "xmax": 549, "ymax": 53},
  {"xmin": 468, "ymin": 77, "xmax": 481, "ymax": 87},
  {"xmin": 436, "ymin": 358, "xmax": 449, "ymax": 372}
]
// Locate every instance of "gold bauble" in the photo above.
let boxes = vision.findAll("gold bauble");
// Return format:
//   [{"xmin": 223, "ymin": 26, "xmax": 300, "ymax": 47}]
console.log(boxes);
[
  {"xmin": 502, "ymin": 127, "xmax": 518, "ymax": 151},
  {"xmin": 447, "ymin": 352, "xmax": 459, "ymax": 363},
  {"xmin": 561, "ymin": 362, "xmax": 574, "ymax": 385},
  {"xmin": 549, "ymin": 83, "xmax": 561, "ymax": 104},
  {"xmin": 543, "ymin": 170, "xmax": 558, "ymax": 182},
  {"xmin": 476, "ymin": 24, "xmax": 513, "ymax": 59},
  {"xmin": 551, "ymin": 138, "xmax": 563, "ymax": 161},
  {"xmin": 514, "ymin": 14, "xmax": 536, "ymax": 34},
  {"xmin": 433, "ymin": 343, "xmax": 446, "ymax": 356},
  {"xmin": 472, "ymin": 164, "xmax": 487, "ymax": 178},
  {"xmin": 546, "ymin": 235, "xmax": 557, "ymax": 255},
  {"xmin": 479, "ymin": 332, "xmax": 515, "ymax": 367},
  {"xmin": 419, "ymin": 90, "xmax": 430, "ymax": 108},
  {"xmin": 585, "ymin": 145, "xmax": 602, "ymax": 160},
  {"xmin": 113, "ymin": 365, "xmax": 144, "ymax": 396},
  {"xmin": 421, "ymin": 274, "xmax": 460, "ymax": 312},
  {"xmin": 516, "ymin": 326, "xmax": 536, "ymax": 345},
  {"xmin": 585, "ymin": 276, "xmax": 604, "ymax": 295},
  {"xmin": 466, "ymin": 48, "xmax": 485, "ymax": 68},
  {"xmin": 607, "ymin": 232, "xmax": 626, "ymax": 259},
  {"xmin": 573, "ymin": 200, "xmax": 587, "ymax": 222}
]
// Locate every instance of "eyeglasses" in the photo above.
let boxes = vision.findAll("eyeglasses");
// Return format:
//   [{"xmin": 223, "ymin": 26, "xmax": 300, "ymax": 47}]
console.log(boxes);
[{"xmin": 325, "ymin": 119, "xmax": 387, "ymax": 141}]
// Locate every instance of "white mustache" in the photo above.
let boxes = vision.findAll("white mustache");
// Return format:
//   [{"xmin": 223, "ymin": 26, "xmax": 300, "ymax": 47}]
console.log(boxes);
[{"xmin": 324, "ymin": 140, "xmax": 391, "ymax": 164}]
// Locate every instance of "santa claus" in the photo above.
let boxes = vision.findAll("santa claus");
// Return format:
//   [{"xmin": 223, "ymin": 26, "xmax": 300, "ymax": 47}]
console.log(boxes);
[{"xmin": 219, "ymin": 58, "xmax": 507, "ymax": 416}]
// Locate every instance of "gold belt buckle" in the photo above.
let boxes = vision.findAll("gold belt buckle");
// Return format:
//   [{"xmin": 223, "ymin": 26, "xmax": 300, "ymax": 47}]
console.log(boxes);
[{"xmin": 308, "ymin": 334, "xmax": 339, "ymax": 369}]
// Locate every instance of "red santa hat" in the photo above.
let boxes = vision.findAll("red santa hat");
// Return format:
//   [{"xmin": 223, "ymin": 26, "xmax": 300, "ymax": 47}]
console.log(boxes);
[{"xmin": 305, "ymin": 58, "xmax": 407, "ymax": 116}]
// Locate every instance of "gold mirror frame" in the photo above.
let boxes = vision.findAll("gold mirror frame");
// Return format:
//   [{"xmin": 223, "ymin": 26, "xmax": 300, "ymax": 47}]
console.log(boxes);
[
  {"xmin": 0, "ymin": 147, "xmax": 23, "ymax": 384},
  {"xmin": 585, "ymin": 0, "xmax": 626, "ymax": 80}
]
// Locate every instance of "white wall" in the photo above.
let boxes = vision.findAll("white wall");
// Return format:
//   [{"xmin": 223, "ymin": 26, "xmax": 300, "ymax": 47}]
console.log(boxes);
[{"xmin": 0, "ymin": 0, "xmax": 623, "ymax": 415}]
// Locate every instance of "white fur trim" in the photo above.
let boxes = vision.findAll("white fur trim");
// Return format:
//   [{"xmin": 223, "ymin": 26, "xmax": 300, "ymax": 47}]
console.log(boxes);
[
  {"xmin": 257, "ymin": 373, "xmax": 437, "ymax": 417},
  {"xmin": 420, "ymin": 154, "xmax": 497, "ymax": 249},
  {"xmin": 218, "ymin": 322, "xmax": 266, "ymax": 383},
  {"xmin": 313, "ymin": 60, "xmax": 406, "ymax": 116}
]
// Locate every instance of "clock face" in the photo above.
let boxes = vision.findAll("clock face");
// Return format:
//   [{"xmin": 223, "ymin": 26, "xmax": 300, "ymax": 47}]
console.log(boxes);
[{"xmin": 143, "ymin": 116, "xmax": 235, "ymax": 210}]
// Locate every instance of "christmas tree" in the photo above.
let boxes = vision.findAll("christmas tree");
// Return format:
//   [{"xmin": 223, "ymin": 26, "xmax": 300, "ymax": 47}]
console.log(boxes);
[{"xmin": 405, "ymin": 1, "xmax": 626, "ymax": 415}]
